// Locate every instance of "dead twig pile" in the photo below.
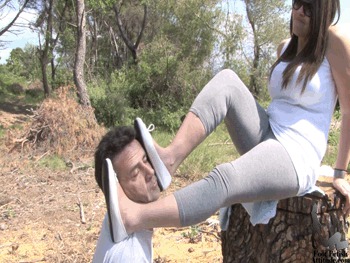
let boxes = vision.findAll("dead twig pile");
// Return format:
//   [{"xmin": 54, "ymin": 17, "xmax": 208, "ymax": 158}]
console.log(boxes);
[{"xmin": 9, "ymin": 86, "xmax": 105, "ymax": 160}]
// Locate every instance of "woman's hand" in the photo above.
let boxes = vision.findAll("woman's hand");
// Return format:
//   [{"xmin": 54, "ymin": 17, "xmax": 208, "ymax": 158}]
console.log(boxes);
[{"xmin": 333, "ymin": 177, "xmax": 350, "ymax": 217}]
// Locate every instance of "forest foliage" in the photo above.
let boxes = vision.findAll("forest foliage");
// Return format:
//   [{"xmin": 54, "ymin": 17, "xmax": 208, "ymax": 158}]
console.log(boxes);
[{"xmin": 0, "ymin": 0, "xmax": 290, "ymax": 131}]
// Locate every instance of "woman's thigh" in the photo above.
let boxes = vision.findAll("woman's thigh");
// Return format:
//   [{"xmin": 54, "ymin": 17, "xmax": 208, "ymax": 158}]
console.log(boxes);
[
  {"xmin": 220, "ymin": 134, "xmax": 299, "ymax": 205},
  {"xmin": 174, "ymin": 133, "xmax": 299, "ymax": 226}
]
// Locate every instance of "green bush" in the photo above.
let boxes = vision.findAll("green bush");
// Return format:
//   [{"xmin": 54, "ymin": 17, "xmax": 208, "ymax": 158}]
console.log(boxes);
[
  {"xmin": 25, "ymin": 88, "xmax": 44, "ymax": 101},
  {"xmin": 88, "ymin": 75, "xmax": 137, "ymax": 127},
  {"xmin": 323, "ymin": 109, "xmax": 342, "ymax": 167},
  {"xmin": 0, "ymin": 65, "xmax": 26, "ymax": 96},
  {"xmin": 89, "ymin": 37, "xmax": 213, "ymax": 131},
  {"xmin": 52, "ymin": 67, "xmax": 74, "ymax": 89},
  {"xmin": 6, "ymin": 83, "xmax": 24, "ymax": 94}
]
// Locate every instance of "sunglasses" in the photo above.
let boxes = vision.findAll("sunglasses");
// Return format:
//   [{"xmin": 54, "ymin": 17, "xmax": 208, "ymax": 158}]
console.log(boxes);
[{"xmin": 292, "ymin": 0, "xmax": 312, "ymax": 17}]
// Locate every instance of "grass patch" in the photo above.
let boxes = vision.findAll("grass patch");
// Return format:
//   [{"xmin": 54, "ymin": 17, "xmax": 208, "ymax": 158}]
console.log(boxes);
[
  {"xmin": 8, "ymin": 123, "xmax": 24, "ymax": 131},
  {"xmin": 322, "ymin": 109, "xmax": 347, "ymax": 169},
  {"xmin": 153, "ymin": 123, "xmax": 239, "ymax": 181},
  {"xmin": 0, "ymin": 66, "xmax": 43, "ymax": 108},
  {"xmin": 179, "ymin": 125, "xmax": 238, "ymax": 180},
  {"xmin": 24, "ymin": 89, "xmax": 44, "ymax": 105},
  {"xmin": 37, "ymin": 155, "xmax": 67, "ymax": 171},
  {"xmin": 323, "ymin": 129, "xmax": 340, "ymax": 167}
]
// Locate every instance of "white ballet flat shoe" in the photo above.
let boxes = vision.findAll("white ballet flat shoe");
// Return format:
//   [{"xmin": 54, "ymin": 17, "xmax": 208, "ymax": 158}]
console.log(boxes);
[
  {"xmin": 102, "ymin": 158, "xmax": 128, "ymax": 243},
  {"xmin": 134, "ymin": 117, "xmax": 172, "ymax": 191}
]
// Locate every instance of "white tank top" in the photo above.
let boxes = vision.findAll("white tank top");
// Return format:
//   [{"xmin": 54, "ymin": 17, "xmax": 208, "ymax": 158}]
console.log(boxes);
[{"xmin": 267, "ymin": 44, "xmax": 337, "ymax": 195}]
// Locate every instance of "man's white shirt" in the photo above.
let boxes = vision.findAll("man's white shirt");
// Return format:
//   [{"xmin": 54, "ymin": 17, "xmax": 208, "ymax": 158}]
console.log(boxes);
[{"xmin": 93, "ymin": 214, "xmax": 153, "ymax": 262}]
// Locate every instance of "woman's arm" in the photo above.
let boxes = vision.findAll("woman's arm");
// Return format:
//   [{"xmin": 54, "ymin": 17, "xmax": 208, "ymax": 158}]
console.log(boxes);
[
  {"xmin": 118, "ymin": 183, "xmax": 181, "ymax": 233},
  {"xmin": 327, "ymin": 25, "xmax": 350, "ymax": 216}
]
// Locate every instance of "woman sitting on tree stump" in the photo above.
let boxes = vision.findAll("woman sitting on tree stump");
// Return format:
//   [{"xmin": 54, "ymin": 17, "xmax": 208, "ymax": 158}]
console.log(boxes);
[{"xmin": 112, "ymin": 0, "xmax": 350, "ymax": 247}]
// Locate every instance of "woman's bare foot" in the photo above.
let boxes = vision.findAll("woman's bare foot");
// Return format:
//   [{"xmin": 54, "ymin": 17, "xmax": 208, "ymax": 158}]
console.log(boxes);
[
  {"xmin": 153, "ymin": 112, "xmax": 207, "ymax": 176},
  {"xmin": 153, "ymin": 141, "xmax": 179, "ymax": 176}
]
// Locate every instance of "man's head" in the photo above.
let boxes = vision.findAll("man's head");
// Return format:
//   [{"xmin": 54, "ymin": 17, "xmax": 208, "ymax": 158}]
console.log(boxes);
[{"xmin": 95, "ymin": 126, "xmax": 161, "ymax": 203}]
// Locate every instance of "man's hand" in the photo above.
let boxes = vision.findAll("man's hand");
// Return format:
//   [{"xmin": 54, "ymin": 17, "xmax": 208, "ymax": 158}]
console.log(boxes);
[{"xmin": 333, "ymin": 177, "xmax": 350, "ymax": 217}]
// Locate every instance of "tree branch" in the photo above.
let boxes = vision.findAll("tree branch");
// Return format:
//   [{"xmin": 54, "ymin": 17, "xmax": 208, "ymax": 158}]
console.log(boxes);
[
  {"xmin": 112, "ymin": 1, "xmax": 147, "ymax": 63},
  {"xmin": 134, "ymin": 4, "xmax": 147, "ymax": 50},
  {"xmin": 0, "ymin": 0, "xmax": 30, "ymax": 37},
  {"xmin": 113, "ymin": 3, "xmax": 134, "ymax": 53}
]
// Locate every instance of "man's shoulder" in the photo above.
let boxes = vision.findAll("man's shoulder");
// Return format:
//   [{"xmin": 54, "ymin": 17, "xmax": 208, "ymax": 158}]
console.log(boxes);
[
  {"xmin": 104, "ymin": 232, "xmax": 153, "ymax": 263},
  {"xmin": 93, "ymin": 228, "xmax": 153, "ymax": 263}
]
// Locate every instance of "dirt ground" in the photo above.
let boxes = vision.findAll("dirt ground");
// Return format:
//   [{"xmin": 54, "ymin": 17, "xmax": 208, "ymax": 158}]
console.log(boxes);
[{"xmin": 0, "ymin": 109, "xmax": 223, "ymax": 263}]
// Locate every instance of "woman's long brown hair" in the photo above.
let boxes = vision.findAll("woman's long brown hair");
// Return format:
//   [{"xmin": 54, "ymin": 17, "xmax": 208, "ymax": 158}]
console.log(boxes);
[{"xmin": 270, "ymin": 0, "xmax": 340, "ymax": 94}]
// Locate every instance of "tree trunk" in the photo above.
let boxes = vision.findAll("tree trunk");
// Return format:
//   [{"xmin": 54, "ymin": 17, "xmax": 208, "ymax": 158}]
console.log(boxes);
[
  {"xmin": 221, "ymin": 176, "xmax": 349, "ymax": 263},
  {"xmin": 74, "ymin": 0, "xmax": 91, "ymax": 107},
  {"xmin": 51, "ymin": 57, "xmax": 56, "ymax": 86},
  {"xmin": 37, "ymin": 0, "xmax": 54, "ymax": 97},
  {"xmin": 39, "ymin": 53, "xmax": 50, "ymax": 97}
]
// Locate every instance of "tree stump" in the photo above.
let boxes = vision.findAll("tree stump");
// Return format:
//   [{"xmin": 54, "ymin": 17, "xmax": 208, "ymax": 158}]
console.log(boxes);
[{"xmin": 221, "ymin": 176, "xmax": 350, "ymax": 262}]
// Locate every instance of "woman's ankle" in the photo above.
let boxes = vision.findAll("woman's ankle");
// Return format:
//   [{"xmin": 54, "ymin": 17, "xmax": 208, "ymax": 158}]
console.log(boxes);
[{"xmin": 154, "ymin": 141, "xmax": 178, "ymax": 176}]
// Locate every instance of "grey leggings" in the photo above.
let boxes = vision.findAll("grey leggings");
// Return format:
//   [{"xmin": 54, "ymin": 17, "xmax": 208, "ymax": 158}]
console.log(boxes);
[{"xmin": 174, "ymin": 69, "xmax": 299, "ymax": 226}]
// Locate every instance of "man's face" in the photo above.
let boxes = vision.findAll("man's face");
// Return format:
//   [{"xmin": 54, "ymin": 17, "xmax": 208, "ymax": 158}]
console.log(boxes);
[{"xmin": 113, "ymin": 139, "xmax": 161, "ymax": 203}]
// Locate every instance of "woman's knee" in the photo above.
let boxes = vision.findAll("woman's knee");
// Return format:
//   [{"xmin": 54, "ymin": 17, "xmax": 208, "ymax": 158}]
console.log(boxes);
[
  {"xmin": 213, "ymin": 69, "xmax": 247, "ymax": 95},
  {"xmin": 212, "ymin": 162, "xmax": 236, "ymax": 183}
]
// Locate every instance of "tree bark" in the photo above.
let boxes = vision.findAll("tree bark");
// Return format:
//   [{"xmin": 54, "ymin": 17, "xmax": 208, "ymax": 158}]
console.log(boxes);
[
  {"xmin": 221, "ymin": 176, "xmax": 349, "ymax": 262},
  {"xmin": 39, "ymin": 52, "xmax": 50, "ymax": 97},
  {"xmin": 37, "ymin": 0, "xmax": 54, "ymax": 97},
  {"xmin": 74, "ymin": 0, "xmax": 91, "ymax": 107}
]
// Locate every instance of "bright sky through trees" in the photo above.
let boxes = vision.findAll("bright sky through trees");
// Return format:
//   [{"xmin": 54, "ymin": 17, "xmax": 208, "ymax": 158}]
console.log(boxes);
[{"xmin": 0, "ymin": 0, "xmax": 349, "ymax": 64}]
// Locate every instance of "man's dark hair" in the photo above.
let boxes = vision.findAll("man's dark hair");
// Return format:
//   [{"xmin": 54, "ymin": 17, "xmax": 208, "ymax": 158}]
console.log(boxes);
[{"xmin": 94, "ymin": 126, "xmax": 136, "ymax": 190}]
